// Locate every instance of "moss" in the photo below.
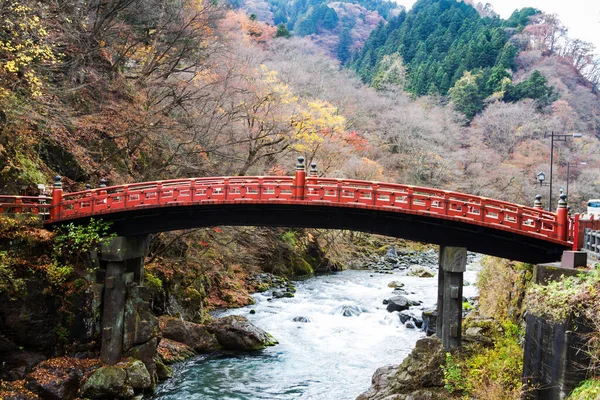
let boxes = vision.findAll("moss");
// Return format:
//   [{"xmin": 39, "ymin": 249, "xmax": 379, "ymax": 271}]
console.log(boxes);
[
  {"xmin": 292, "ymin": 257, "xmax": 313, "ymax": 276},
  {"xmin": 568, "ymin": 379, "xmax": 600, "ymax": 399},
  {"xmin": 265, "ymin": 332, "xmax": 279, "ymax": 347}
]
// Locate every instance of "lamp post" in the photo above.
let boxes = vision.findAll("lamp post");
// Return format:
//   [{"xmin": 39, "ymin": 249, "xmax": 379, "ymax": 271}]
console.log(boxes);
[
  {"xmin": 536, "ymin": 172, "xmax": 550, "ymax": 209},
  {"xmin": 548, "ymin": 132, "xmax": 583, "ymax": 211}
]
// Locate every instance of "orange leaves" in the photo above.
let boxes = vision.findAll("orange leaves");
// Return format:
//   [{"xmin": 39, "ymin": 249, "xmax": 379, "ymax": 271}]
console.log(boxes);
[{"xmin": 220, "ymin": 10, "xmax": 276, "ymax": 45}]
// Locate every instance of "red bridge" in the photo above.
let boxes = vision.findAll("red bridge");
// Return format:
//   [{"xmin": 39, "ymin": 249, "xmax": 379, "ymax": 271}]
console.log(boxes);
[{"xmin": 0, "ymin": 158, "xmax": 583, "ymax": 263}]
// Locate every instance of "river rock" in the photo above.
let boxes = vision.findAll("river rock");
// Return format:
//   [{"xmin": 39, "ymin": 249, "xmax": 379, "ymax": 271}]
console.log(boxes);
[
  {"xmin": 293, "ymin": 316, "xmax": 311, "ymax": 323},
  {"xmin": 124, "ymin": 360, "xmax": 152, "ymax": 392},
  {"xmin": 384, "ymin": 247, "xmax": 399, "ymax": 263},
  {"xmin": 249, "ymin": 273, "xmax": 288, "ymax": 293},
  {"xmin": 421, "ymin": 309, "xmax": 437, "ymax": 336},
  {"xmin": 387, "ymin": 281, "xmax": 404, "ymax": 288},
  {"xmin": 155, "ymin": 360, "xmax": 173, "ymax": 381},
  {"xmin": 385, "ymin": 296, "xmax": 410, "ymax": 312},
  {"xmin": 399, "ymin": 310, "xmax": 423, "ymax": 329},
  {"xmin": 159, "ymin": 316, "xmax": 220, "ymax": 352},
  {"xmin": 207, "ymin": 316, "xmax": 278, "ymax": 351},
  {"xmin": 407, "ymin": 266, "xmax": 435, "ymax": 278},
  {"xmin": 80, "ymin": 366, "xmax": 133, "ymax": 399},
  {"xmin": 334, "ymin": 305, "xmax": 363, "ymax": 317},
  {"xmin": 356, "ymin": 337, "xmax": 446, "ymax": 400},
  {"xmin": 157, "ymin": 338, "xmax": 196, "ymax": 364}
]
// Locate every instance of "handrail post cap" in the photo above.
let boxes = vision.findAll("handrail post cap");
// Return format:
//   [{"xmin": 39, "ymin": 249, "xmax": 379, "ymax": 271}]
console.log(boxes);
[
  {"xmin": 558, "ymin": 193, "xmax": 568, "ymax": 208},
  {"xmin": 296, "ymin": 157, "xmax": 305, "ymax": 170},
  {"xmin": 53, "ymin": 175, "xmax": 62, "ymax": 188}
]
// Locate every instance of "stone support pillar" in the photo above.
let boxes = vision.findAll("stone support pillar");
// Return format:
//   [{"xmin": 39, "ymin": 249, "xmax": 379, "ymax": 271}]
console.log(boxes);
[
  {"xmin": 99, "ymin": 235, "xmax": 150, "ymax": 365},
  {"xmin": 437, "ymin": 246, "xmax": 467, "ymax": 349}
]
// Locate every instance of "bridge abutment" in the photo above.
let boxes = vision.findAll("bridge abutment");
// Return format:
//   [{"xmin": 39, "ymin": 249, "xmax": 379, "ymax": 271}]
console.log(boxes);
[
  {"xmin": 98, "ymin": 235, "xmax": 151, "ymax": 365},
  {"xmin": 436, "ymin": 246, "xmax": 467, "ymax": 349}
]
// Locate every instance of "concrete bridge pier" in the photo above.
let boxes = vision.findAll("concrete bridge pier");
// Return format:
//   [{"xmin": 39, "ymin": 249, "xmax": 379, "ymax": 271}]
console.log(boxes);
[
  {"xmin": 98, "ymin": 235, "xmax": 151, "ymax": 365},
  {"xmin": 436, "ymin": 246, "xmax": 467, "ymax": 349}
]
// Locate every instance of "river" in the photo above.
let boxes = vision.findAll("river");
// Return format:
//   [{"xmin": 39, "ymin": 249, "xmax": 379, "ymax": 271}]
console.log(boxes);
[{"xmin": 153, "ymin": 262, "xmax": 480, "ymax": 400}]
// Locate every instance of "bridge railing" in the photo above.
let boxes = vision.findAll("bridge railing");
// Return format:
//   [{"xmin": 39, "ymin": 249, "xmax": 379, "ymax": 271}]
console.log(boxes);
[
  {"xmin": 304, "ymin": 178, "xmax": 561, "ymax": 240},
  {"xmin": 57, "ymin": 177, "xmax": 298, "ymax": 218},
  {"xmin": 0, "ymin": 195, "xmax": 51, "ymax": 215},
  {"xmin": 2, "ymin": 171, "xmax": 568, "ymax": 245}
]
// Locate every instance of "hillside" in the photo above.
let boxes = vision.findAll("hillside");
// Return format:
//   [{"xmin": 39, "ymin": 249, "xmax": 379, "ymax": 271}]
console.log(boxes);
[{"xmin": 234, "ymin": 0, "xmax": 402, "ymax": 58}]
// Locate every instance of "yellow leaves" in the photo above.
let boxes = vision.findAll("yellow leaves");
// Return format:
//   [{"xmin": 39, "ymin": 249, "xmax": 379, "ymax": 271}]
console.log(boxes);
[
  {"xmin": 292, "ymin": 99, "xmax": 346, "ymax": 152},
  {"xmin": 3, "ymin": 60, "xmax": 18, "ymax": 73},
  {"xmin": 0, "ymin": 0, "xmax": 58, "ymax": 97}
]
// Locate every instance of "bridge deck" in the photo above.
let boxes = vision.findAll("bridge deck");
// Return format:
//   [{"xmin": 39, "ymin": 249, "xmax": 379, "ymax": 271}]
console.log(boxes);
[{"xmin": 0, "ymin": 174, "xmax": 572, "ymax": 263}]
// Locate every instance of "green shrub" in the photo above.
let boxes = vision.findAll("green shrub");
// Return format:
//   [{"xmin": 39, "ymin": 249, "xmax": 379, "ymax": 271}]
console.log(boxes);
[
  {"xmin": 52, "ymin": 218, "xmax": 113, "ymax": 271},
  {"xmin": 0, "ymin": 251, "xmax": 26, "ymax": 299},
  {"xmin": 442, "ymin": 321, "xmax": 523, "ymax": 399},
  {"xmin": 144, "ymin": 271, "xmax": 164, "ymax": 294},
  {"xmin": 568, "ymin": 379, "xmax": 600, "ymax": 399}
]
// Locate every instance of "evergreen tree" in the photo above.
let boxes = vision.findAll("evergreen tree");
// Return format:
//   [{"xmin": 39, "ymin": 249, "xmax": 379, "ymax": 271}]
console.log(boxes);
[
  {"xmin": 276, "ymin": 23, "xmax": 291, "ymax": 38},
  {"xmin": 322, "ymin": 8, "xmax": 339, "ymax": 30},
  {"xmin": 351, "ymin": 0, "xmax": 513, "ymax": 97},
  {"xmin": 337, "ymin": 28, "xmax": 352, "ymax": 64},
  {"xmin": 449, "ymin": 71, "xmax": 484, "ymax": 120}
]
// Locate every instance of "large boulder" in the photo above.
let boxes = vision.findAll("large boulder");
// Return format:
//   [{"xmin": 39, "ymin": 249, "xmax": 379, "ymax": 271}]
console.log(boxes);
[
  {"xmin": 25, "ymin": 358, "xmax": 100, "ymax": 400},
  {"xmin": 356, "ymin": 338, "xmax": 446, "ymax": 400},
  {"xmin": 156, "ymin": 338, "xmax": 196, "ymax": 364},
  {"xmin": 80, "ymin": 366, "xmax": 133, "ymax": 399},
  {"xmin": 207, "ymin": 316, "xmax": 278, "ymax": 351},
  {"xmin": 159, "ymin": 316, "xmax": 220, "ymax": 352},
  {"xmin": 124, "ymin": 360, "xmax": 152, "ymax": 392},
  {"xmin": 124, "ymin": 337, "xmax": 158, "ymax": 389}
]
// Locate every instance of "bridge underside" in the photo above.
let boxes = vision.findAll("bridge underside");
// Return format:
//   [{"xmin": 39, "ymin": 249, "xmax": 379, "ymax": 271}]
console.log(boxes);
[{"xmin": 46, "ymin": 203, "xmax": 568, "ymax": 263}]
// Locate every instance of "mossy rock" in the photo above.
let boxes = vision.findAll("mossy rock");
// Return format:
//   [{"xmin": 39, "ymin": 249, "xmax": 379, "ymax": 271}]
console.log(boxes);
[
  {"xmin": 155, "ymin": 360, "xmax": 173, "ymax": 381},
  {"xmin": 255, "ymin": 283, "xmax": 270, "ymax": 292},
  {"xmin": 124, "ymin": 359, "xmax": 151, "ymax": 391},
  {"xmin": 81, "ymin": 366, "xmax": 133, "ymax": 399},
  {"xmin": 292, "ymin": 258, "xmax": 313, "ymax": 276}
]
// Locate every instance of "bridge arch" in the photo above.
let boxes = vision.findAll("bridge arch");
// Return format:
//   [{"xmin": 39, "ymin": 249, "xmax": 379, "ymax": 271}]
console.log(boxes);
[{"xmin": 34, "ymin": 158, "xmax": 571, "ymax": 264}]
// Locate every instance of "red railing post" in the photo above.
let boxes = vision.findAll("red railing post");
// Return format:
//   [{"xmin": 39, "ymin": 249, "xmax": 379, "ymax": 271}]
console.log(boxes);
[
  {"xmin": 556, "ymin": 193, "xmax": 568, "ymax": 242},
  {"xmin": 14, "ymin": 197, "xmax": 22, "ymax": 214},
  {"xmin": 50, "ymin": 175, "xmax": 63, "ymax": 220},
  {"xmin": 572, "ymin": 213, "xmax": 581, "ymax": 250},
  {"xmin": 293, "ymin": 156, "xmax": 306, "ymax": 200}
]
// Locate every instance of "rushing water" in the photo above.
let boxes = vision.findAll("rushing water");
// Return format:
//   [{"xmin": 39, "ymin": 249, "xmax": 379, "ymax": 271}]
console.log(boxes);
[{"xmin": 154, "ymin": 264, "xmax": 480, "ymax": 400}]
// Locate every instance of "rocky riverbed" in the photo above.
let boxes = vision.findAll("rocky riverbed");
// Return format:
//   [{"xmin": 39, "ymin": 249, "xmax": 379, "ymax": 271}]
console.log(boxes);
[{"xmin": 153, "ymin": 252, "xmax": 482, "ymax": 400}]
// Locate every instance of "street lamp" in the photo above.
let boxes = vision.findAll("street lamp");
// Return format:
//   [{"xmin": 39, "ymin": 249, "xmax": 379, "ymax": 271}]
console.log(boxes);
[
  {"xmin": 548, "ymin": 132, "xmax": 583, "ymax": 211},
  {"xmin": 537, "ymin": 171, "xmax": 547, "ymax": 185}
]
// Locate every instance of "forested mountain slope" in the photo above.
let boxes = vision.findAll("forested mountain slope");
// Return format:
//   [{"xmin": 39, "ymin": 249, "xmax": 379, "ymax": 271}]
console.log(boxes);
[{"xmin": 234, "ymin": 0, "xmax": 403, "ymax": 58}]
